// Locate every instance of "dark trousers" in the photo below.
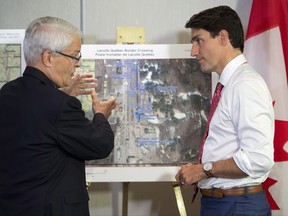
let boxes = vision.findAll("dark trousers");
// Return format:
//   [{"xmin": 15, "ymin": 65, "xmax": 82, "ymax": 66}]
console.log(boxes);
[{"xmin": 201, "ymin": 191, "xmax": 271, "ymax": 216}]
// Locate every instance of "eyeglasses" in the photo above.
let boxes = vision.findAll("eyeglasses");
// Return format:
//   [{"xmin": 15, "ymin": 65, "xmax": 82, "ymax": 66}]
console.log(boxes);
[{"xmin": 55, "ymin": 51, "xmax": 81, "ymax": 62}]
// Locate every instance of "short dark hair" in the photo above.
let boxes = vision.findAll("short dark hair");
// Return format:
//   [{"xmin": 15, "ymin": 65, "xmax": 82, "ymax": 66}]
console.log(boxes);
[{"xmin": 185, "ymin": 5, "xmax": 244, "ymax": 52}]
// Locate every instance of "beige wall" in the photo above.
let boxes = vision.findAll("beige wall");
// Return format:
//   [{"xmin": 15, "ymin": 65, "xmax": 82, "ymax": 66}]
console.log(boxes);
[{"xmin": 0, "ymin": 0, "xmax": 252, "ymax": 215}]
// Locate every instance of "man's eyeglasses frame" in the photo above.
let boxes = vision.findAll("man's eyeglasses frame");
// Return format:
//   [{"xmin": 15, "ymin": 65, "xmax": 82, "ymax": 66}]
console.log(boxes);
[{"xmin": 55, "ymin": 51, "xmax": 81, "ymax": 62}]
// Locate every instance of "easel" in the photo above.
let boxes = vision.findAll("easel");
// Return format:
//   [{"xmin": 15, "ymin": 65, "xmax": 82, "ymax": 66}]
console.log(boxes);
[{"xmin": 116, "ymin": 26, "xmax": 187, "ymax": 216}]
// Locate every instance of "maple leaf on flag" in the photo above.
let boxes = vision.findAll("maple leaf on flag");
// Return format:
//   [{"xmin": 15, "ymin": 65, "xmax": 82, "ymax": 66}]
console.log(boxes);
[
  {"xmin": 262, "ymin": 178, "xmax": 279, "ymax": 210},
  {"xmin": 263, "ymin": 119, "xmax": 288, "ymax": 210}
]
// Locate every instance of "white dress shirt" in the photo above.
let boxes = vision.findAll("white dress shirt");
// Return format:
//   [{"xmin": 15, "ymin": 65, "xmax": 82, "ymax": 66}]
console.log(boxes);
[{"xmin": 198, "ymin": 54, "xmax": 275, "ymax": 189}]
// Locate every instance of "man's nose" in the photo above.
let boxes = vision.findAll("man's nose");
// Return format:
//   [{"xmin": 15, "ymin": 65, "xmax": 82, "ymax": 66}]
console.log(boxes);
[{"xmin": 191, "ymin": 44, "xmax": 199, "ymax": 57}]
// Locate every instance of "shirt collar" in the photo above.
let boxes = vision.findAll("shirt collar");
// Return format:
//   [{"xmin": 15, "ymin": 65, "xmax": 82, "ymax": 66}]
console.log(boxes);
[{"xmin": 219, "ymin": 54, "xmax": 247, "ymax": 86}]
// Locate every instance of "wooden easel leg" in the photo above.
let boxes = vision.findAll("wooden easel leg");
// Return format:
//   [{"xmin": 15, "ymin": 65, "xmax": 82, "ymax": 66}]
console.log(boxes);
[
  {"xmin": 172, "ymin": 182, "xmax": 187, "ymax": 216},
  {"xmin": 122, "ymin": 182, "xmax": 129, "ymax": 216}
]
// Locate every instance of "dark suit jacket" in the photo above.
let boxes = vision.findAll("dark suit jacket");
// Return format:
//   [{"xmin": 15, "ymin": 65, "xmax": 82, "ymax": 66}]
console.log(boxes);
[{"xmin": 0, "ymin": 66, "xmax": 114, "ymax": 216}]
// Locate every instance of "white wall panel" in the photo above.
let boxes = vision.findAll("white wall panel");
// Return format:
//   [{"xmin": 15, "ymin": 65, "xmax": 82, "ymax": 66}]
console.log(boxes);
[
  {"xmin": 0, "ymin": 0, "xmax": 80, "ymax": 29},
  {"xmin": 82, "ymin": 0, "xmax": 252, "ymax": 44}
]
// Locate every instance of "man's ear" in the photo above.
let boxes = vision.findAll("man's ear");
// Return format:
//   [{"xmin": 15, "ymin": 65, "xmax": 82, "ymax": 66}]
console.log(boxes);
[
  {"xmin": 219, "ymin": 30, "xmax": 229, "ymax": 46},
  {"xmin": 41, "ymin": 50, "xmax": 53, "ymax": 67}
]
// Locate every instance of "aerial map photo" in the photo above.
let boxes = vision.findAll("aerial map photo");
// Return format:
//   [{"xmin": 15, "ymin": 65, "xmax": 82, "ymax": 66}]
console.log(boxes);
[
  {"xmin": 0, "ymin": 44, "xmax": 22, "ymax": 89},
  {"xmin": 0, "ymin": 30, "xmax": 25, "ymax": 89},
  {"xmin": 76, "ymin": 45, "xmax": 211, "ymax": 166}
]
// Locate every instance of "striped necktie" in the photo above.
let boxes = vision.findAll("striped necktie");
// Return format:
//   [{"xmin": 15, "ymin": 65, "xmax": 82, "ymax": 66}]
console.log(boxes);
[
  {"xmin": 191, "ymin": 82, "xmax": 224, "ymax": 203},
  {"xmin": 198, "ymin": 82, "xmax": 224, "ymax": 164}
]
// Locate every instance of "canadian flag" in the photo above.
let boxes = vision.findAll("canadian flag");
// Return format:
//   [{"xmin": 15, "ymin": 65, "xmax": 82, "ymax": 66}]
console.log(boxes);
[{"xmin": 244, "ymin": 0, "xmax": 288, "ymax": 215}]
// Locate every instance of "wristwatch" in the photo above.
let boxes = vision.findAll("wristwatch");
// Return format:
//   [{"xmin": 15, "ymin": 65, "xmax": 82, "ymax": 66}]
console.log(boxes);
[{"xmin": 203, "ymin": 161, "xmax": 214, "ymax": 178}]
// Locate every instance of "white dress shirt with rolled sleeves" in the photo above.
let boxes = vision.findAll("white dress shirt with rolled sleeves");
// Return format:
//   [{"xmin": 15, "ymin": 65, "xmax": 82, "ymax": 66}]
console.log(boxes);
[{"xmin": 198, "ymin": 54, "xmax": 275, "ymax": 189}]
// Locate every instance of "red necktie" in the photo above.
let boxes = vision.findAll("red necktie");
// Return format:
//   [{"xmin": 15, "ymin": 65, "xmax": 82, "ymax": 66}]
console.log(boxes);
[
  {"xmin": 191, "ymin": 82, "xmax": 224, "ymax": 203},
  {"xmin": 198, "ymin": 82, "xmax": 224, "ymax": 164}
]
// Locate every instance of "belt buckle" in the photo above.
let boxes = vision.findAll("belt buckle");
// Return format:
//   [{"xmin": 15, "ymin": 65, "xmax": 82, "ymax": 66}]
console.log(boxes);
[{"xmin": 213, "ymin": 189, "xmax": 224, "ymax": 198}]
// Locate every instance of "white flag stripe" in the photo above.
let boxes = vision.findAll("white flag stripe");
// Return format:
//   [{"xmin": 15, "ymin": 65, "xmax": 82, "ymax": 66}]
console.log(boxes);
[{"xmin": 244, "ymin": 27, "xmax": 288, "ymax": 121}]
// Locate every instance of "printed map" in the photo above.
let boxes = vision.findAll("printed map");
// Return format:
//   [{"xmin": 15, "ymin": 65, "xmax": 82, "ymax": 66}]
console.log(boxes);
[
  {"xmin": 0, "ymin": 44, "xmax": 21, "ymax": 88},
  {"xmin": 76, "ymin": 50, "xmax": 211, "ymax": 166}
]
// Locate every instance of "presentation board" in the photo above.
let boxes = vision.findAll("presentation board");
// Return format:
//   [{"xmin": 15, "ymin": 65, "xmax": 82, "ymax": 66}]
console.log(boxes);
[{"xmin": 77, "ymin": 44, "xmax": 212, "ymax": 181}]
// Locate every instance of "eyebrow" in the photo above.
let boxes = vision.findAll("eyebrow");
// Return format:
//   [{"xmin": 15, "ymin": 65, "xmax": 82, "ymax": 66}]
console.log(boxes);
[{"xmin": 191, "ymin": 35, "xmax": 200, "ymax": 43}]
